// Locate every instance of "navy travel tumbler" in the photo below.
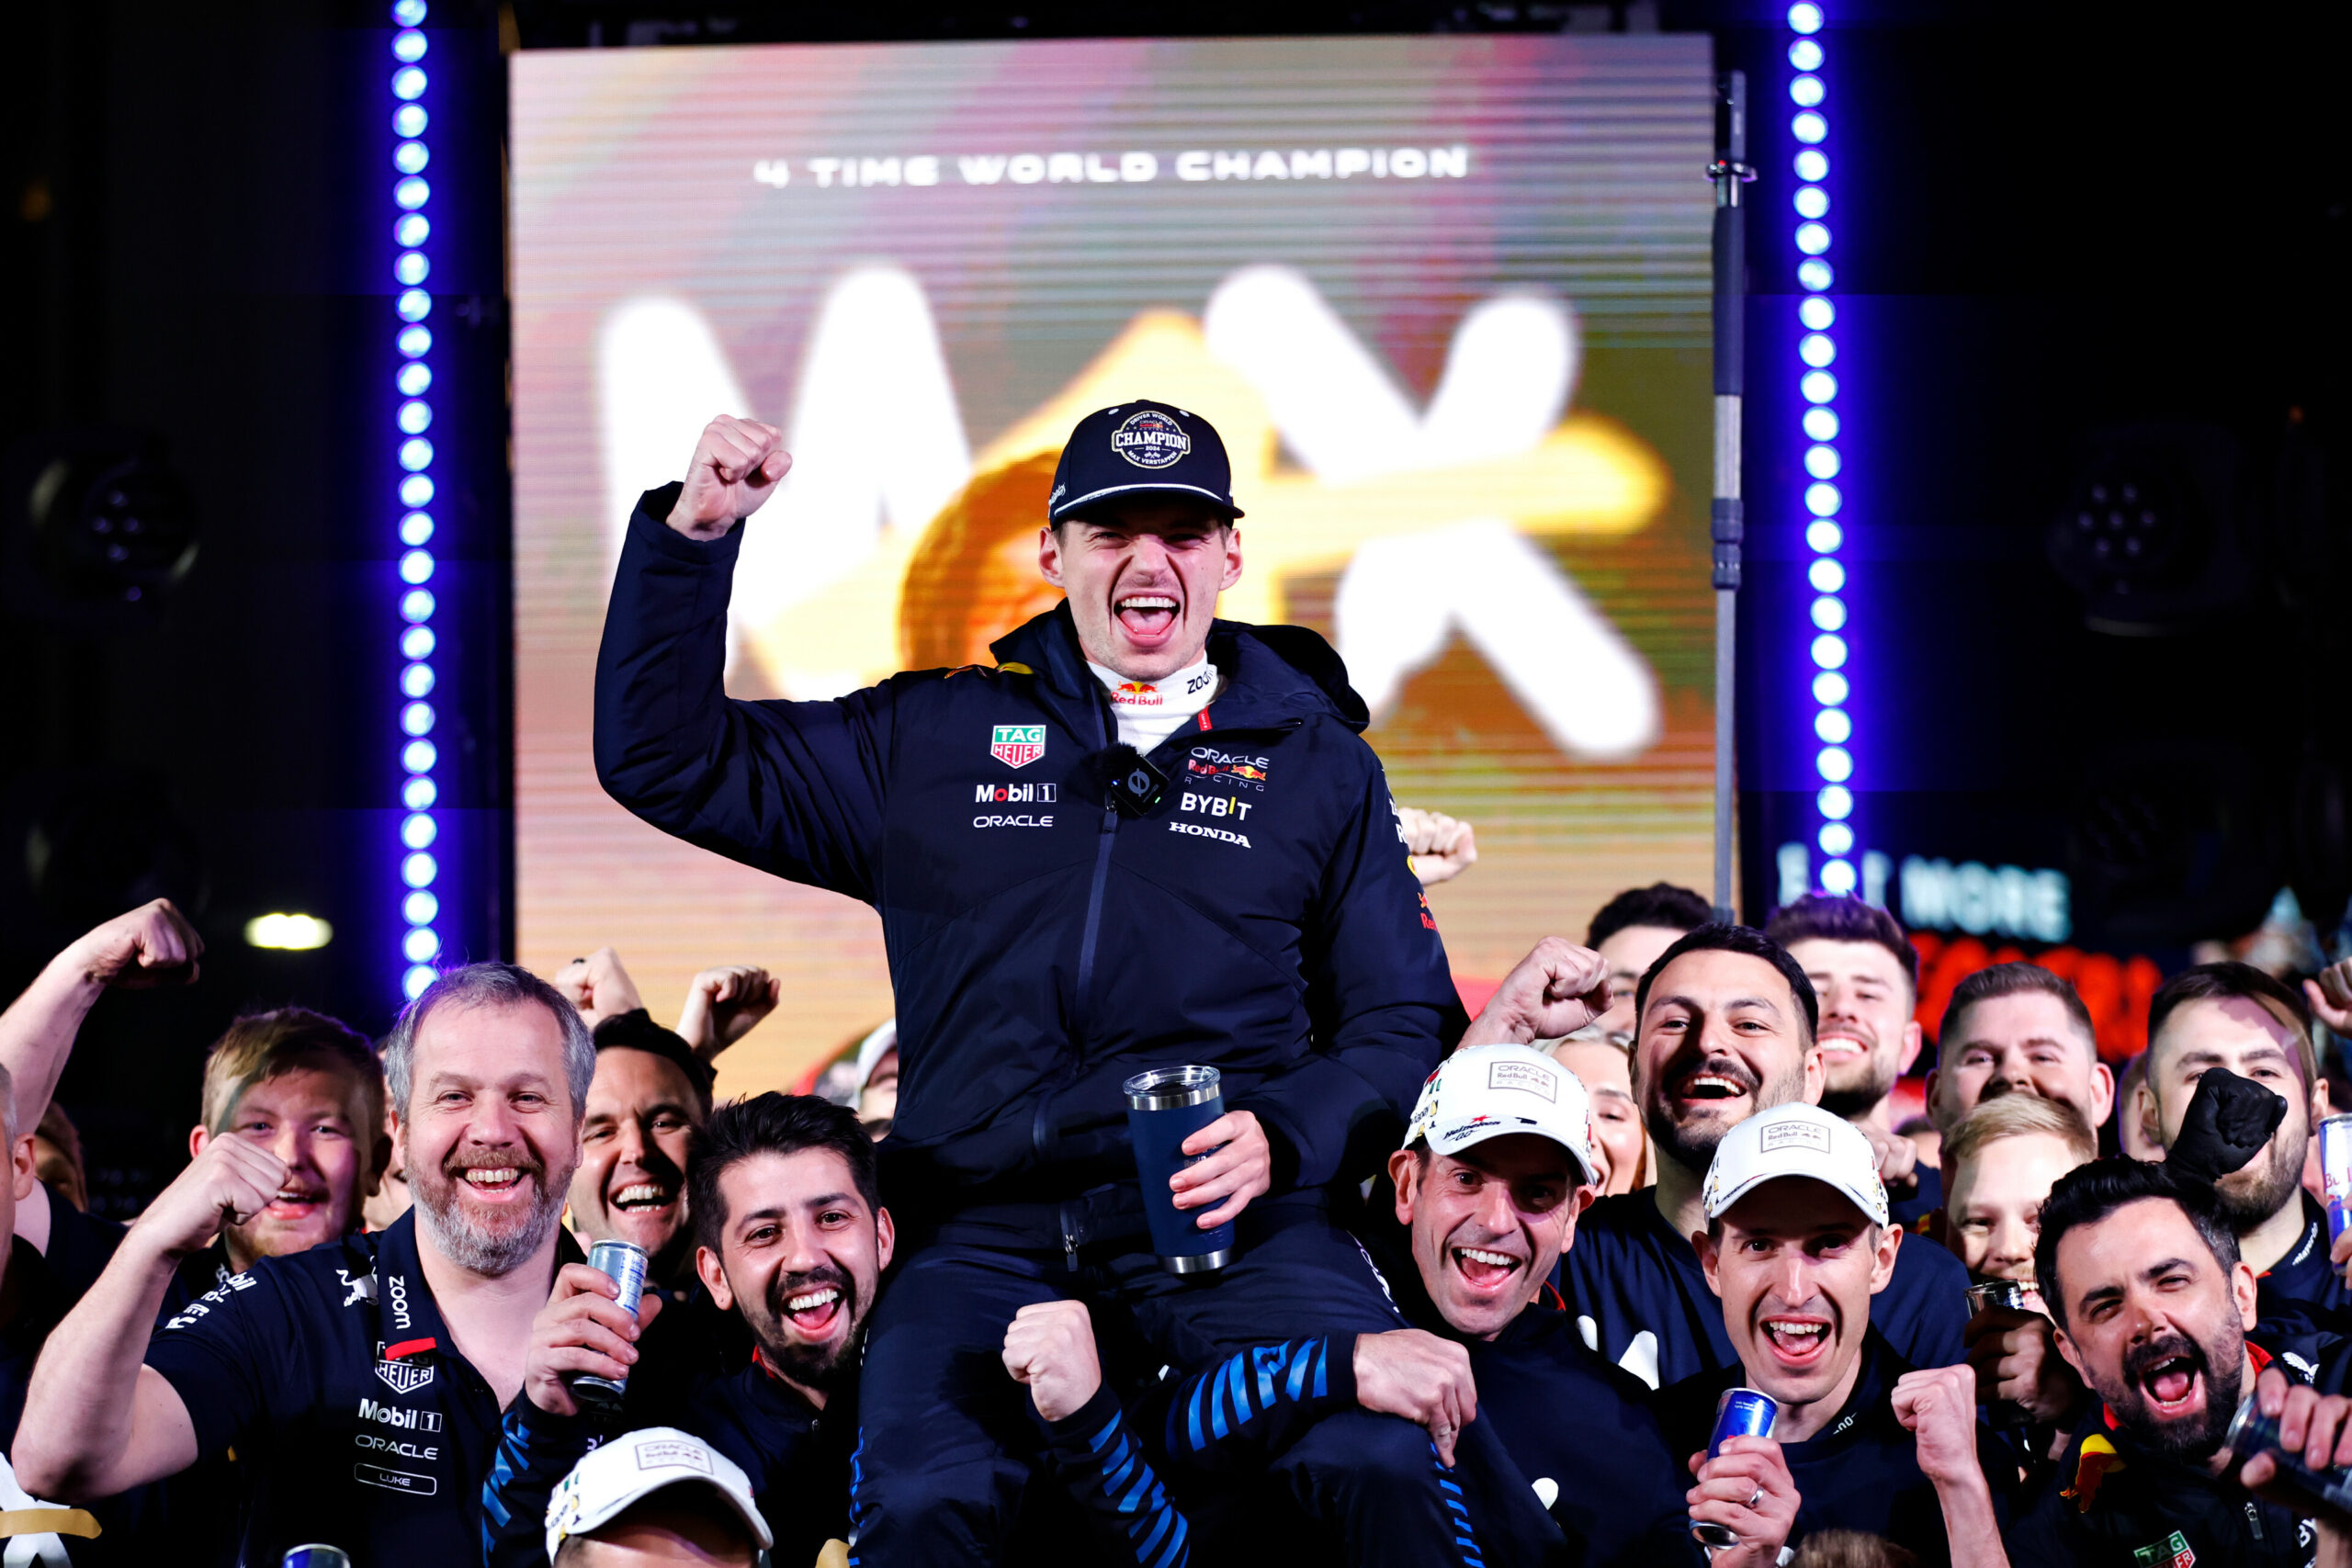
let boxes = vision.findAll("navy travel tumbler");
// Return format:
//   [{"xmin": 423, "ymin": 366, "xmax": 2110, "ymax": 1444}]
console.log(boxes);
[{"xmin": 1125, "ymin": 1066, "xmax": 1237, "ymax": 1273}]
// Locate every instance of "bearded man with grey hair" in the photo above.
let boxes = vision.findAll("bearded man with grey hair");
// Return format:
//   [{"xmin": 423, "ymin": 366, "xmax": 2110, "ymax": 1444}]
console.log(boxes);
[{"xmin": 17, "ymin": 962, "xmax": 594, "ymax": 1568}]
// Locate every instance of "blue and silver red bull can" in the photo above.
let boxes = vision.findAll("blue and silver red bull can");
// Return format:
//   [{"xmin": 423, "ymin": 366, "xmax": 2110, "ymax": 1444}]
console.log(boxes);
[
  {"xmin": 1690, "ymin": 1387, "xmax": 1779, "ymax": 1547},
  {"xmin": 281, "ymin": 1548, "xmax": 352, "ymax": 1568},
  {"xmin": 569, "ymin": 1238, "xmax": 650, "ymax": 1413},
  {"xmin": 2322, "ymin": 1115, "xmax": 2352, "ymax": 1243}
]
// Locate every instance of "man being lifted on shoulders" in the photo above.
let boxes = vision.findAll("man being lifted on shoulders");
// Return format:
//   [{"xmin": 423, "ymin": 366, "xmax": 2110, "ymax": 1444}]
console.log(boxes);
[{"xmin": 594, "ymin": 402, "xmax": 1574, "ymax": 1563}]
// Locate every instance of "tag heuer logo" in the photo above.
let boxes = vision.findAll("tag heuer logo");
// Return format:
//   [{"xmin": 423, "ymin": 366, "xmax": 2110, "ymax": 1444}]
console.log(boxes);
[
  {"xmin": 990, "ymin": 724, "xmax": 1046, "ymax": 769},
  {"xmin": 2131, "ymin": 1530, "xmax": 2193, "ymax": 1568},
  {"xmin": 376, "ymin": 1350, "xmax": 435, "ymax": 1396}
]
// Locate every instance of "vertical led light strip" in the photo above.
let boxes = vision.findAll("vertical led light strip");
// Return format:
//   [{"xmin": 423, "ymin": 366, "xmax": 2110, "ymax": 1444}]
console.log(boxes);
[
  {"xmin": 390, "ymin": 0, "xmax": 443, "ymax": 1000},
  {"xmin": 1786, "ymin": 1, "xmax": 1854, "ymax": 896}
]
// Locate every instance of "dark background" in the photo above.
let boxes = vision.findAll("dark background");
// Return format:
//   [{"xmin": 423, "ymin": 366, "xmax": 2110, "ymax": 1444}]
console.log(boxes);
[{"xmin": 3, "ymin": 0, "xmax": 2345, "ymax": 1211}]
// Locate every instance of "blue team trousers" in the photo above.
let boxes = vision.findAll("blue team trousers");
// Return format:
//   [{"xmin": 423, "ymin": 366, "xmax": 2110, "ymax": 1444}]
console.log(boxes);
[{"xmin": 844, "ymin": 1201, "xmax": 1553, "ymax": 1568}]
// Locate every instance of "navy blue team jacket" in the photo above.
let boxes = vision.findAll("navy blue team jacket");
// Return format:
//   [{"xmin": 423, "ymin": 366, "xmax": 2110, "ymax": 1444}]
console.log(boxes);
[{"xmin": 596, "ymin": 487, "xmax": 1460, "ymax": 1223}]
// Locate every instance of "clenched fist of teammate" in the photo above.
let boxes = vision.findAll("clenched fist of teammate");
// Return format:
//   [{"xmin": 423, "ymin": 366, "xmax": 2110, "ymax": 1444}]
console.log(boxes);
[
  {"xmin": 666, "ymin": 415, "xmax": 792, "ymax": 541},
  {"xmin": 1461, "ymin": 937, "xmax": 1612, "ymax": 1047},
  {"xmin": 130, "ymin": 1134, "xmax": 290, "ymax": 1263}
]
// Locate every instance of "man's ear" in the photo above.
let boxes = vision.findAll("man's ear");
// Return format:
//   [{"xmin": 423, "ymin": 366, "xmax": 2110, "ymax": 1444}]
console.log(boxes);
[
  {"xmin": 876, "ymin": 1205, "xmax": 896, "ymax": 1273},
  {"xmin": 1694, "ymin": 1227, "xmax": 1724, "ymax": 1298},
  {"xmin": 1037, "ymin": 525, "xmax": 1065, "ymax": 588},
  {"xmin": 8, "ymin": 1134, "xmax": 35, "ymax": 1203},
  {"xmin": 2134, "ymin": 1077, "xmax": 2165, "ymax": 1157},
  {"xmin": 695, "ymin": 1244, "xmax": 733, "ymax": 1311},
  {"xmin": 1870, "ymin": 1221, "xmax": 1904, "ymax": 1294},
  {"xmin": 1388, "ymin": 1148, "xmax": 1418, "ymax": 1227},
  {"xmin": 1800, "ymin": 1042, "xmax": 1826, "ymax": 1105},
  {"xmin": 2312, "ymin": 1075, "xmax": 2332, "ymax": 1123},
  {"xmin": 1219, "ymin": 525, "xmax": 1243, "ymax": 593},
  {"xmin": 1922, "ymin": 1067, "xmax": 1944, "ymax": 1131},
  {"xmin": 2088, "ymin": 1060, "xmax": 2117, "ymax": 1128},
  {"xmin": 1896, "ymin": 1020, "xmax": 1925, "ymax": 1077},
  {"xmin": 188, "ymin": 1124, "xmax": 209, "ymax": 1160},
  {"xmin": 2051, "ymin": 1321, "xmax": 2089, "ymax": 1385},
  {"xmin": 2232, "ymin": 1259, "xmax": 2259, "ymax": 1331}
]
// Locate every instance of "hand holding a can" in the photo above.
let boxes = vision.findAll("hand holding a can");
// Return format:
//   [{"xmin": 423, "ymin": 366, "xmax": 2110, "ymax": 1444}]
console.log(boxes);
[
  {"xmin": 2236, "ymin": 1364, "xmax": 2352, "ymax": 1542},
  {"xmin": 1685, "ymin": 1434, "xmax": 1798, "ymax": 1565},
  {"xmin": 522, "ymin": 1261, "xmax": 664, "ymax": 1418},
  {"xmin": 1169, "ymin": 1109, "xmax": 1272, "ymax": 1231}
]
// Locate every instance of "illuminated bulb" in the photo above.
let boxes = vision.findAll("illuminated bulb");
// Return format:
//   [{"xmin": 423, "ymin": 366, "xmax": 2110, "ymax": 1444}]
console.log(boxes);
[
  {"xmin": 391, "ymin": 66, "xmax": 426, "ymax": 101},
  {"xmin": 395, "ymin": 213, "xmax": 430, "ymax": 248},
  {"xmin": 1805, "ymin": 520, "xmax": 1844, "ymax": 553},
  {"xmin": 1810, "ymin": 595, "xmax": 1847, "ymax": 631},
  {"xmin": 397, "ymin": 361, "xmax": 432, "ymax": 396},
  {"xmin": 393, "ymin": 104, "xmax": 427, "ymax": 138},
  {"xmin": 1822, "ymin": 858, "xmax": 1857, "ymax": 894},
  {"xmin": 1805, "ymin": 445, "xmax": 1840, "ymax": 479},
  {"xmin": 1805, "ymin": 482, "xmax": 1842, "ymax": 516},
  {"xmin": 401, "ymin": 512, "xmax": 435, "ymax": 547},
  {"xmin": 402, "ymin": 775, "xmax": 437, "ymax": 809},
  {"xmin": 391, "ymin": 0, "xmax": 427, "ymax": 25},
  {"xmin": 401, "ymin": 660, "xmax": 435, "ymax": 697},
  {"xmin": 1815, "ymin": 707, "xmax": 1851, "ymax": 743},
  {"xmin": 394, "ymin": 177, "xmax": 430, "ymax": 211},
  {"xmin": 1816, "ymin": 746, "xmax": 1853, "ymax": 783},
  {"xmin": 245, "ymin": 913, "xmax": 334, "ymax": 951},
  {"xmin": 1799, "ymin": 296, "xmax": 1835, "ymax": 331},
  {"xmin": 1819, "ymin": 822, "xmax": 1854, "ymax": 856},
  {"xmin": 1808, "ymin": 558, "xmax": 1845, "ymax": 592},
  {"xmin": 401, "ymin": 852, "xmax": 438, "ymax": 888},
  {"xmin": 403, "ymin": 889, "xmax": 439, "ymax": 925},
  {"xmin": 401, "ymin": 700, "xmax": 435, "ymax": 736},
  {"xmin": 1798, "ymin": 258, "xmax": 1834, "ymax": 291},
  {"xmin": 394, "ymin": 141, "xmax": 429, "ymax": 175},
  {"xmin": 402, "ymin": 739, "xmax": 437, "ymax": 773},
  {"xmin": 1818, "ymin": 784, "xmax": 1853, "ymax": 819},
  {"xmin": 403, "ymin": 964, "xmax": 436, "ymax": 999},
  {"xmin": 1804, "ymin": 406, "xmax": 1839, "ymax": 440},
  {"xmin": 1800, "ymin": 333, "xmax": 1837, "ymax": 367},
  {"xmin": 1811, "ymin": 634, "xmax": 1848, "ymax": 670},
  {"xmin": 392, "ymin": 28, "xmax": 428, "ymax": 62},
  {"xmin": 1794, "ymin": 149, "xmax": 1828, "ymax": 183},
  {"xmin": 401, "ymin": 812, "xmax": 436, "ymax": 849},
  {"xmin": 1792, "ymin": 111, "xmax": 1827, "ymax": 145},
  {"xmin": 401, "ymin": 624, "xmax": 436, "ymax": 660},
  {"xmin": 1801, "ymin": 370, "xmax": 1838, "ymax": 404},
  {"xmin": 1789, "ymin": 39, "xmax": 1823, "ymax": 71},
  {"xmin": 396, "ymin": 288, "xmax": 432, "ymax": 322},
  {"xmin": 398, "ymin": 324, "xmax": 432, "ymax": 357},
  {"xmin": 1788, "ymin": 2, "xmax": 1824, "ymax": 34},
  {"xmin": 403, "ymin": 927, "xmax": 441, "ymax": 962},
  {"xmin": 1790, "ymin": 75, "xmax": 1825, "ymax": 108},
  {"xmin": 395, "ymin": 252, "xmax": 429, "ymax": 286},
  {"xmin": 1813, "ymin": 671, "xmax": 1849, "ymax": 705},
  {"xmin": 1796, "ymin": 221, "xmax": 1832, "ymax": 255},
  {"xmin": 400, "ymin": 588, "xmax": 435, "ymax": 623}
]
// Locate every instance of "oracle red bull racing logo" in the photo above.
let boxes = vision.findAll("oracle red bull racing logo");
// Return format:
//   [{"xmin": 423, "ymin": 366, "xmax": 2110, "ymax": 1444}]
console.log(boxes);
[
  {"xmin": 990, "ymin": 724, "xmax": 1046, "ymax": 768},
  {"xmin": 1185, "ymin": 747, "xmax": 1270, "ymax": 791}
]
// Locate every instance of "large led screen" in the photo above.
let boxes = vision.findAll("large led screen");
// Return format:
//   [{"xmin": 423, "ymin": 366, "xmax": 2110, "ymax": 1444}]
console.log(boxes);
[{"xmin": 513, "ymin": 35, "xmax": 1718, "ymax": 1094}]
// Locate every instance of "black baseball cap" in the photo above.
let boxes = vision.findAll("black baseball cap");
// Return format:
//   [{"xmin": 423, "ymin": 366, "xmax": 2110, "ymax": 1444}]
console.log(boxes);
[{"xmin": 1046, "ymin": 400, "xmax": 1246, "ymax": 525}]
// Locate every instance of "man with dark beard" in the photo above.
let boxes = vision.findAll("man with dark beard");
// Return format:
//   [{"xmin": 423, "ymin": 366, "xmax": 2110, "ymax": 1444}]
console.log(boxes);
[
  {"xmin": 484, "ymin": 1094, "xmax": 887, "ymax": 1568},
  {"xmin": 2007, "ymin": 1157, "xmax": 2352, "ymax": 1565},
  {"xmin": 1548, "ymin": 925, "xmax": 1969, "ymax": 1390},
  {"xmin": 2134, "ymin": 963, "xmax": 2346, "ymax": 1329},
  {"xmin": 17, "ymin": 963, "xmax": 594, "ymax": 1566},
  {"xmin": 1766, "ymin": 896, "xmax": 1936, "ymax": 1224}
]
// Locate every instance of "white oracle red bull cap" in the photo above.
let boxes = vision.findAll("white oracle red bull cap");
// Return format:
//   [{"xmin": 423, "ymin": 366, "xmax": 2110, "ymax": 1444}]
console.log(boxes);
[
  {"xmin": 544, "ymin": 1427, "xmax": 771, "ymax": 1563},
  {"xmin": 1402, "ymin": 1043, "xmax": 1599, "ymax": 1188},
  {"xmin": 1701, "ymin": 1101, "xmax": 1890, "ymax": 1229}
]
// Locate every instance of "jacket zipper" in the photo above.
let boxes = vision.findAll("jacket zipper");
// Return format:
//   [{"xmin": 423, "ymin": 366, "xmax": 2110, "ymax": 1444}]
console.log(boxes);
[{"xmin": 1057, "ymin": 689, "xmax": 1121, "ymax": 1269}]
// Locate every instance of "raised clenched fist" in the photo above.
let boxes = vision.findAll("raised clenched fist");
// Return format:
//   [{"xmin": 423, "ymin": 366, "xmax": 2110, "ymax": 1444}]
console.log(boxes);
[
  {"xmin": 61, "ymin": 898, "xmax": 203, "ymax": 991},
  {"xmin": 667, "ymin": 415, "xmax": 791, "ymax": 541}
]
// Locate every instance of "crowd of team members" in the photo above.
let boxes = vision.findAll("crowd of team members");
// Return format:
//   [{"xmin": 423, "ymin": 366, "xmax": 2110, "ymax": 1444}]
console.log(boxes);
[{"xmin": 0, "ymin": 887, "xmax": 2347, "ymax": 1565}]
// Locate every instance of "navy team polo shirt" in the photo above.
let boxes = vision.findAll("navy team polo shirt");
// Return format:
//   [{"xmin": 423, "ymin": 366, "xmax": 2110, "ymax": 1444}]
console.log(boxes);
[
  {"xmin": 144, "ymin": 1209, "xmax": 560, "ymax": 1566},
  {"xmin": 1559, "ymin": 1189, "xmax": 1969, "ymax": 1390}
]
